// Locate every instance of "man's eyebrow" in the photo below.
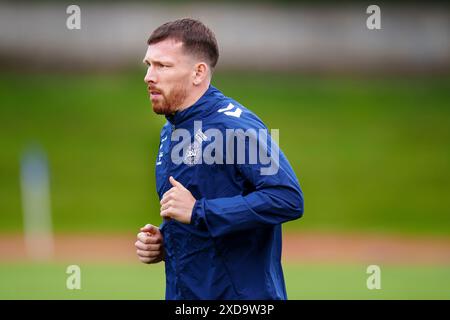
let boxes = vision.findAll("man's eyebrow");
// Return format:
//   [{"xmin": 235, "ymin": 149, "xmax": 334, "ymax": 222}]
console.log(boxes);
[{"xmin": 143, "ymin": 58, "xmax": 173, "ymax": 66}]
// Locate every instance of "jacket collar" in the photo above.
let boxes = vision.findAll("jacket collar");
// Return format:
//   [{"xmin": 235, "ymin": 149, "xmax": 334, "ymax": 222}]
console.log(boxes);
[{"xmin": 165, "ymin": 85, "xmax": 221, "ymax": 126}]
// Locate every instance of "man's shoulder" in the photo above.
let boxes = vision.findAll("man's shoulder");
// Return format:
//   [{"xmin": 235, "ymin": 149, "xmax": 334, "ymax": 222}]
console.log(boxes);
[{"xmin": 206, "ymin": 97, "xmax": 267, "ymax": 131}]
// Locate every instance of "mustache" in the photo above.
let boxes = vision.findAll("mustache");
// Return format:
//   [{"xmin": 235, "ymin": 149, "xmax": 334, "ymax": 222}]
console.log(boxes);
[{"xmin": 148, "ymin": 86, "xmax": 163, "ymax": 94}]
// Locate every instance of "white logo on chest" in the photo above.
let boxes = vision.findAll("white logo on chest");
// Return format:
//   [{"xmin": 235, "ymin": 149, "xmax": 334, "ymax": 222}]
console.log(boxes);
[
  {"xmin": 184, "ymin": 141, "xmax": 202, "ymax": 166},
  {"xmin": 183, "ymin": 129, "xmax": 206, "ymax": 166}
]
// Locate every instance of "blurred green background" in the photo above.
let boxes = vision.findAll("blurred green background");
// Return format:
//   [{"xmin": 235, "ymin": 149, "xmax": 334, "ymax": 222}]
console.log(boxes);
[{"xmin": 1, "ymin": 72, "xmax": 449, "ymax": 235}]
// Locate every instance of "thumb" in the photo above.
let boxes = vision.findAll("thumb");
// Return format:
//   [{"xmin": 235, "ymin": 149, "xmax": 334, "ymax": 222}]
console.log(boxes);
[
  {"xmin": 140, "ymin": 224, "xmax": 157, "ymax": 234},
  {"xmin": 169, "ymin": 176, "xmax": 183, "ymax": 189}
]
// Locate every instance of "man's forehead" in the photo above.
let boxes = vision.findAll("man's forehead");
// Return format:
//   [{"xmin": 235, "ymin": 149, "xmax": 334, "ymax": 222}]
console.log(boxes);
[{"xmin": 145, "ymin": 39, "xmax": 184, "ymax": 60}]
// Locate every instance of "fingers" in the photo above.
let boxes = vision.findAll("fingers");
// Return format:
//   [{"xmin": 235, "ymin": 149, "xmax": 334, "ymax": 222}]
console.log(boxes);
[
  {"xmin": 136, "ymin": 249, "xmax": 161, "ymax": 258},
  {"xmin": 160, "ymin": 209, "xmax": 170, "ymax": 219},
  {"xmin": 160, "ymin": 208, "xmax": 177, "ymax": 219},
  {"xmin": 160, "ymin": 195, "xmax": 177, "ymax": 219},
  {"xmin": 160, "ymin": 190, "xmax": 175, "ymax": 205},
  {"xmin": 138, "ymin": 256, "xmax": 160, "ymax": 264},
  {"xmin": 140, "ymin": 224, "xmax": 158, "ymax": 234},
  {"xmin": 138, "ymin": 256, "xmax": 152, "ymax": 263},
  {"xmin": 135, "ymin": 241, "xmax": 161, "ymax": 251},
  {"xmin": 162, "ymin": 187, "xmax": 175, "ymax": 200},
  {"xmin": 159, "ymin": 177, "xmax": 191, "ymax": 223},
  {"xmin": 169, "ymin": 176, "xmax": 184, "ymax": 189},
  {"xmin": 160, "ymin": 200, "xmax": 174, "ymax": 212},
  {"xmin": 137, "ymin": 232, "xmax": 161, "ymax": 244},
  {"xmin": 136, "ymin": 226, "xmax": 164, "ymax": 264}
]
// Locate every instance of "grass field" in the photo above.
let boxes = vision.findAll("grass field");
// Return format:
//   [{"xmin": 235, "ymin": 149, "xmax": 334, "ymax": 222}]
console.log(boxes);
[
  {"xmin": 1, "ymin": 71, "xmax": 449, "ymax": 235},
  {"xmin": 0, "ymin": 262, "xmax": 449, "ymax": 300}
]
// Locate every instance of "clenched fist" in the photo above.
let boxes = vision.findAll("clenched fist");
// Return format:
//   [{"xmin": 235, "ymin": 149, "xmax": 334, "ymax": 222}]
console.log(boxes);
[
  {"xmin": 135, "ymin": 224, "xmax": 164, "ymax": 264},
  {"xmin": 160, "ymin": 176, "xmax": 196, "ymax": 224}
]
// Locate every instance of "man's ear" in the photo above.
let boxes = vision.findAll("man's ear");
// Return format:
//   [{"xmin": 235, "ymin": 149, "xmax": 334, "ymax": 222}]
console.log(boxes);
[{"xmin": 193, "ymin": 62, "xmax": 208, "ymax": 86}]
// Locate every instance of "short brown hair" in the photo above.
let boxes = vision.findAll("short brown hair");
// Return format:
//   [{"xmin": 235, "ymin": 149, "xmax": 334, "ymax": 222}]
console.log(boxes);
[{"xmin": 147, "ymin": 18, "xmax": 219, "ymax": 68}]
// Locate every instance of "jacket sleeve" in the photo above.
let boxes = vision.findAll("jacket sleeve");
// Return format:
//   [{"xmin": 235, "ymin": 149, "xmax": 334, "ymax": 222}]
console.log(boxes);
[{"xmin": 190, "ymin": 121, "xmax": 304, "ymax": 238}]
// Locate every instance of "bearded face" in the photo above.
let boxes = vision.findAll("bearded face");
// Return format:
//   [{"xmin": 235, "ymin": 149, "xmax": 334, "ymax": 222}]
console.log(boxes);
[
  {"xmin": 148, "ymin": 82, "xmax": 188, "ymax": 115},
  {"xmin": 143, "ymin": 39, "xmax": 193, "ymax": 115}
]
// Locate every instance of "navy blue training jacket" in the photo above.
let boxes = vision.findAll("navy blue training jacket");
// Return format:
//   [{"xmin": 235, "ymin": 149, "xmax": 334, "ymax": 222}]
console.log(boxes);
[{"xmin": 155, "ymin": 85, "xmax": 304, "ymax": 300}]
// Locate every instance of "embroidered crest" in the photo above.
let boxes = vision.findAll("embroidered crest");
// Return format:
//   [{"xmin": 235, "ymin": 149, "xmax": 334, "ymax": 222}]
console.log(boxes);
[{"xmin": 184, "ymin": 142, "xmax": 201, "ymax": 166}]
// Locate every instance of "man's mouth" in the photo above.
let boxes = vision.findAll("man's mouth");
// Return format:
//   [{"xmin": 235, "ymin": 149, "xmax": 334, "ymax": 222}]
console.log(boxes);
[{"xmin": 148, "ymin": 88, "xmax": 162, "ymax": 99}]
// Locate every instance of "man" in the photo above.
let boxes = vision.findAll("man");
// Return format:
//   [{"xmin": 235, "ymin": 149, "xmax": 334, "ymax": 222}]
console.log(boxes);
[{"xmin": 135, "ymin": 18, "xmax": 304, "ymax": 300}]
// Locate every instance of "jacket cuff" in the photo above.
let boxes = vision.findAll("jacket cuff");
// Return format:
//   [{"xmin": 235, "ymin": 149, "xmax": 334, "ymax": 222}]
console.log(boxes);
[{"xmin": 190, "ymin": 198, "xmax": 207, "ymax": 230}]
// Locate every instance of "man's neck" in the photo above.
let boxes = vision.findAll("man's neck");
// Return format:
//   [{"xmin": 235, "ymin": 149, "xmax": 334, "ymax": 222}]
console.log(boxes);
[{"xmin": 177, "ymin": 82, "xmax": 210, "ymax": 113}]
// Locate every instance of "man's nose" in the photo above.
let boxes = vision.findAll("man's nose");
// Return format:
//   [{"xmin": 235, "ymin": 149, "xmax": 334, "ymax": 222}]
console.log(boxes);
[{"xmin": 144, "ymin": 66, "xmax": 156, "ymax": 84}]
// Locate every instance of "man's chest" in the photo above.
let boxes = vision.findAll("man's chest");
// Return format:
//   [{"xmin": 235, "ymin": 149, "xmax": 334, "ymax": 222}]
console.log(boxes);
[{"xmin": 154, "ymin": 122, "xmax": 240, "ymax": 200}]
